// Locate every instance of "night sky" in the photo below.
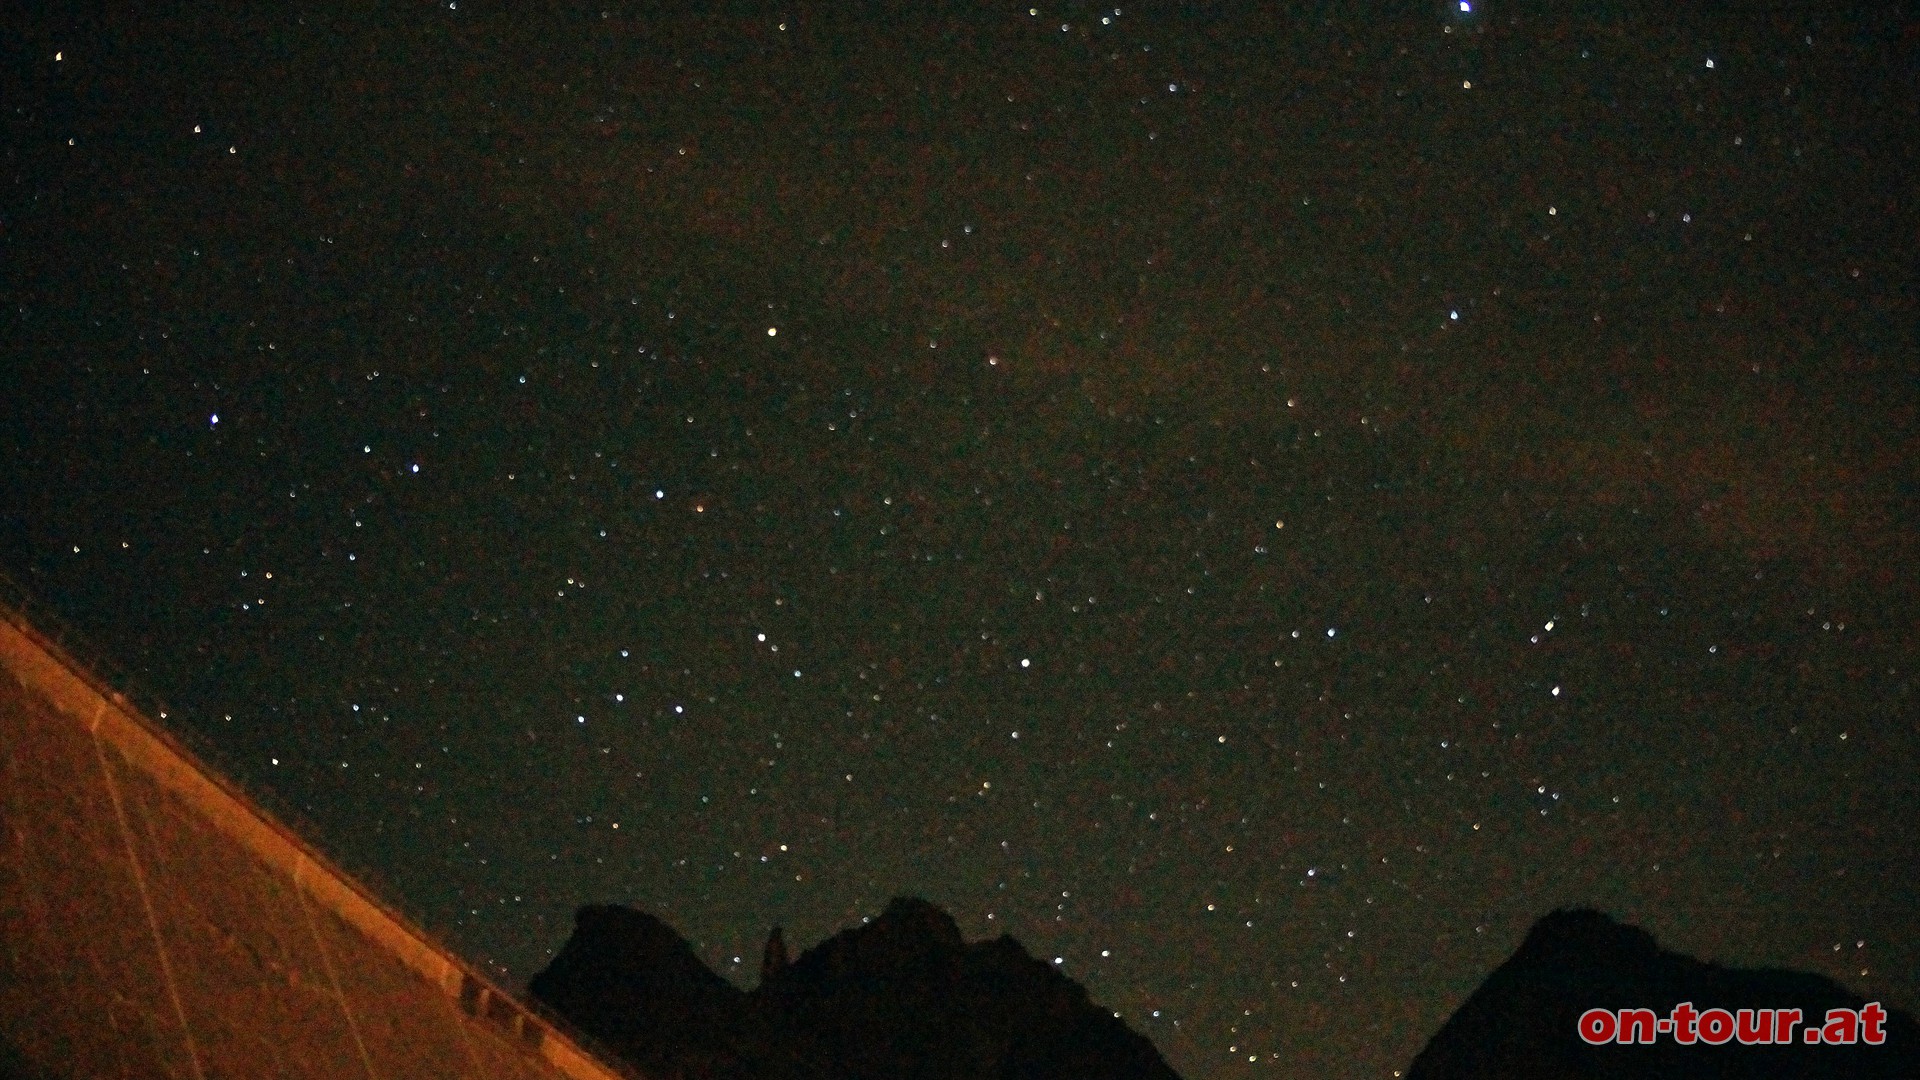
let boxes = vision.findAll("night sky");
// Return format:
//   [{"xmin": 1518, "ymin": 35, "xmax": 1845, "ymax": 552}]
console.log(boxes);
[{"xmin": 4, "ymin": 3, "xmax": 1917, "ymax": 1077}]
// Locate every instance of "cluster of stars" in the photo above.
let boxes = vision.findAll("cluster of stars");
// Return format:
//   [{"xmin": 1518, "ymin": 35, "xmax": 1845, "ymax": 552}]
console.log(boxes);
[{"xmin": 9, "ymin": 4, "xmax": 1910, "ymax": 1079}]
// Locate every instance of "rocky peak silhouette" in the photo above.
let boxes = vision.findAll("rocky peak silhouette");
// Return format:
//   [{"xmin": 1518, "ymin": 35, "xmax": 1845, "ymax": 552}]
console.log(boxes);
[
  {"xmin": 527, "ymin": 904, "xmax": 748, "ymax": 1078},
  {"xmin": 761, "ymin": 925, "xmax": 790, "ymax": 985},
  {"xmin": 530, "ymin": 897, "xmax": 1181, "ymax": 1080},
  {"xmin": 1407, "ymin": 907, "xmax": 1919, "ymax": 1079}
]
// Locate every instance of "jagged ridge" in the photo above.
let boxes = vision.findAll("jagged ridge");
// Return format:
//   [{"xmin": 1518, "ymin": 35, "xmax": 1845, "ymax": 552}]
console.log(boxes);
[{"xmin": 530, "ymin": 896, "xmax": 1181, "ymax": 1080}]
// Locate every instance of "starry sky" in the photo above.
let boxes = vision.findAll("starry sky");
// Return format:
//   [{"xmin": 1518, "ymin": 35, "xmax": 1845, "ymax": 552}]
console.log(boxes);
[{"xmin": 3, "ymin": 3, "xmax": 1917, "ymax": 1077}]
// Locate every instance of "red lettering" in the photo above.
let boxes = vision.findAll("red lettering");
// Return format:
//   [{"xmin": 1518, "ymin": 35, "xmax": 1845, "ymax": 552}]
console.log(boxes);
[
  {"xmin": 1578, "ymin": 1008, "xmax": 1617, "ymax": 1045},
  {"xmin": 1821, "ymin": 1008, "xmax": 1859, "ymax": 1045},
  {"xmin": 1670, "ymin": 1002, "xmax": 1698, "ymax": 1044},
  {"xmin": 1571, "ymin": 1002, "xmax": 1876, "ymax": 1048},
  {"xmin": 1861, "ymin": 1002, "xmax": 1887, "ymax": 1046}
]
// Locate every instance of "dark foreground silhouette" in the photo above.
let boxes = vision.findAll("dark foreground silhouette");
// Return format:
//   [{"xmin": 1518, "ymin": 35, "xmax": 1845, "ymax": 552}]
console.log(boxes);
[
  {"xmin": 530, "ymin": 899, "xmax": 1915, "ymax": 1080},
  {"xmin": 528, "ymin": 896, "xmax": 1181, "ymax": 1080},
  {"xmin": 1407, "ymin": 908, "xmax": 1919, "ymax": 1079}
]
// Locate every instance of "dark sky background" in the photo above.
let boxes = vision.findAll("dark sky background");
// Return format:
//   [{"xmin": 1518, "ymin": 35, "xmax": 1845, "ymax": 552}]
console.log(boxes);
[{"xmin": 4, "ymin": 2, "xmax": 1917, "ymax": 1077}]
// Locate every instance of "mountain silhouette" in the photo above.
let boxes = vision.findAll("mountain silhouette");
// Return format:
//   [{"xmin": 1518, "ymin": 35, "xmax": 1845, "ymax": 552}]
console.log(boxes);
[
  {"xmin": 529, "ymin": 896, "xmax": 1181, "ymax": 1080},
  {"xmin": 1406, "ymin": 908, "xmax": 1919, "ymax": 1079},
  {"xmin": 526, "ymin": 904, "xmax": 750, "ymax": 1077}
]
